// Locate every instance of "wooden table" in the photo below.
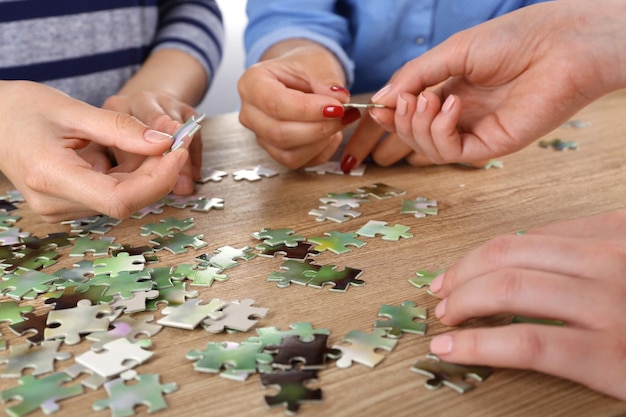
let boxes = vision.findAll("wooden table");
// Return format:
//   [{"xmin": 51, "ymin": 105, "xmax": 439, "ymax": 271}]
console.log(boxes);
[{"xmin": 1, "ymin": 90, "xmax": 625, "ymax": 417}]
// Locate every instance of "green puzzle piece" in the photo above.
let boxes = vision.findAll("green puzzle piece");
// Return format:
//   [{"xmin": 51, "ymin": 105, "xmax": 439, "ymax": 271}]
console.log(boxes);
[
  {"xmin": 0, "ymin": 300, "xmax": 33, "ymax": 325},
  {"xmin": 187, "ymin": 341, "xmax": 273, "ymax": 374},
  {"xmin": 140, "ymin": 217, "xmax": 194, "ymax": 237},
  {"xmin": 409, "ymin": 270, "xmax": 445, "ymax": 288},
  {"xmin": 252, "ymin": 227, "xmax": 306, "ymax": 247},
  {"xmin": 268, "ymin": 260, "xmax": 320, "ymax": 288},
  {"xmin": 93, "ymin": 372, "xmax": 178, "ymax": 417},
  {"xmin": 248, "ymin": 322, "xmax": 330, "ymax": 346},
  {"xmin": 356, "ymin": 220, "xmax": 413, "ymax": 241},
  {"xmin": 1, "ymin": 373, "xmax": 84, "ymax": 417},
  {"xmin": 173, "ymin": 264, "xmax": 228, "ymax": 287},
  {"xmin": 306, "ymin": 231, "xmax": 366, "ymax": 255},
  {"xmin": 303, "ymin": 265, "xmax": 365, "ymax": 292},
  {"xmin": 375, "ymin": 301, "xmax": 427, "ymax": 338}
]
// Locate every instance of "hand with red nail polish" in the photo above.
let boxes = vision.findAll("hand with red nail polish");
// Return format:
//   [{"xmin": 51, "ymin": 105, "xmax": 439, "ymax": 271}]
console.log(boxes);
[{"xmin": 238, "ymin": 39, "xmax": 352, "ymax": 169}]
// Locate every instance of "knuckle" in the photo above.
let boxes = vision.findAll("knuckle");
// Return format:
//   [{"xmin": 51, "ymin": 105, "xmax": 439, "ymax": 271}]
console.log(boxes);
[
  {"xmin": 492, "ymin": 268, "xmax": 526, "ymax": 306},
  {"xmin": 483, "ymin": 235, "xmax": 515, "ymax": 267},
  {"xmin": 513, "ymin": 328, "xmax": 547, "ymax": 366}
]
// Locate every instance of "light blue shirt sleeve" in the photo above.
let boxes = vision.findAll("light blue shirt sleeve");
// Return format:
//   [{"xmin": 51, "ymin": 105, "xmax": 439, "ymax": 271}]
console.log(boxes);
[{"xmin": 245, "ymin": 0, "xmax": 551, "ymax": 94}]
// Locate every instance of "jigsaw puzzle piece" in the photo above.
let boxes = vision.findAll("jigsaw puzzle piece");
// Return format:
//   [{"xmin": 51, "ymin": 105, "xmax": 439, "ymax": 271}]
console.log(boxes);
[
  {"xmin": 202, "ymin": 299, "xmax": 268, "ymax": 333},
  {"xmin": 267, "ymin": 260, "xmax": 320, "ymax": 288},
  {"xmin": 409, "ymin": 269, "xmax": 445, "ymax": 289},
  {"xmin": 374, "ymin": 301, "xmax": 427, "ymax": 338},
  {"xmin": 319, "ymin": 191, "xmax": 369, "ymax": 208},
  {"xmin": 0, "ymin": 300, "xmax": 33, "ymax": 325},
  {"xmin": 0, "ymin": 340, "xmax": 71, "ymax": 377},
  {"xmin": 93, "ymin": 253, "xmax": 146, "ymax": 277},
  {"xmin": 410, "ymin": 353, "xmax": 493, "ymax": 393},
  {"xmin": 108, "ymin": 290, "xmax": 160, "ymax": 313},
  {"xmin": 69, "ymin": 236, "xmax": 120, "ymax": 257},
  {"xmin": 186, "ymin": 341, "xmax": 273, "ymax": 374},
  {"xmin": 304, "ymin": 265, "xmax": 365, "ymax": 292},
  {"xmin": 261, "ymin": 369, "xmax": 322, "ymax": 415},
  {"xmin": 44, "ymin": 299, "xmax": 114, "ymax": 345},
  {"xmin": 64, "ymin": 214, "xmax": 121, "ymax": 235},
  {"xmin": 232, "ymin": 165, "xmax": 278, "ymax": 181},
  {"xmin": 0, "ymin": 270, "xmax": 59, "ymax": 300},
  {"xmin": 86, "ymin": 315, "xmax": 162, "ymax": 350},
  {"xmin": 306, "ymin": 231, "xmax": 366, "ymax": 255},
  {"xmin": 157, "ymin": 298, "xmax": 225, "ymax": 330},
  {"xmin": 8, "ymin": 311, "xmax": 50, "ymax": 344},
  {"xmin": 0, "ymin": 372, "xmax": 83, "ymax": 417},
  {"xmin": 173, "ymin": 263, "xmax": 227, "ymax": 287},
  {"xmin": 139, "ymin": 217, "xmax": 194, "ymax": 237},
  {"xmin": 44, "ymin": 284, "xmax": 112, "ymax": 309},
  {"xmin": 203, "ymin": 245, "xmax": 256, "ymax": 270},
  {"xmin": 78, "ymin": 270, "xmax": 153, "ymax": 299},
  {"xmin": 197, "ymin": 167, "xmax": 228, "ymax": 183},
  {"xmin": 265, "ymin": 334, "xmax": 341, "ymax": 370},
  {"xmin": 93, "ymin": 371, "xmax": 178, "ymax": 417},
  {"xmin": 252, "ymin": 227, "xmax": 306, "ymax": 247},
  {"xmin": 333, "ymin": 329, "xmax": 397, "ymax": 368},
  {"xmin": 356, "ymin": 220, "xmax": 413, "ymax": 241},
  {"xmin": 248, "ymin": 322, "xmax": 330, "ymax": 346},
  {"xmin": 256, "ymin": 242, "xmax": 320, "ymax": 261},
  {"xmin": 356, "ymin": 183, "xmax": 405, "ymax": 199},
  {"xmin": 308, "ymin": 205, "xmax": 361, "ymax": 223},
  {"xmin": 401, "ymin": 197, "xmax": 439, "ymax": 218},
  {"xmin": 145, "ymin": 281, "xmax": 198, "ymax": 311},
  {"xmin": 150, "ymin": 232, "xmax": 208, "ymax": 254},
  {"xmin": 77, "ymin": 338, "xmax": 153, "ymax": 378}
]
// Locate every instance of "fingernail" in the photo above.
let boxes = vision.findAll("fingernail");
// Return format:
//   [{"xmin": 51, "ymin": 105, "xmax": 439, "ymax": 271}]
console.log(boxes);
[
  {"xmin": 341, "ymin": 107, "xmax": 361, "ymax": 125},
  {"xmin": 435, "ymin": 298, "xmax": 447, "ymax": 319},
  {"xmin": 417, "ymin": 93, "xmax": 428, "ymax": 114},
  {"xmin": 330, "ymin": 85, "xmax": 350, "ymax": 96},
  {"xmin": 371, "ymin": 84, "xmax": 392, "ymax": 102},
  {"xmin": 397, "ymin": 95, "xmax": 408, "ymax": 117},
  {"xmin": 442, "ymin": 95, "xmax": 456, "ymax": 114},
  {"xmin": 430, "ymin": 273, "xmax": 444, "ymax": 293},
  {"xmin": 430, "ymin": 334, "xmax": 454, "ymax": 355},
  {"xmin": 144, "ymin": 129, "xmax": 173, "ymax": 143},
  {"xmin": 340, "ymin": 154, "xmax": 358, "ymax": 173},
  {"xmin": 322, "ymin": 105, "xmax": 345, "ymax": 118}
]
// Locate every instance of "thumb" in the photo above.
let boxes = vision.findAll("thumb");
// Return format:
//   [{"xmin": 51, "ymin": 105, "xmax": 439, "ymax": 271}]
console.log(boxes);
[{"xmin": 70, "ymin": 105, "xmax": 174, "ymax": 155}]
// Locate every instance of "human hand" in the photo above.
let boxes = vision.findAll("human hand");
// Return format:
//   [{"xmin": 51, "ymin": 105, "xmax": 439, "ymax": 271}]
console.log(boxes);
[
  {"xmin": 238, "ymin": 40, "xmax": 361, "ymax": 169},
  {"xmin": 427, "ymin": 211, "xmax": 626, "ymax": 400},
  {"xmin": 369, "ymin": 1, "xmax": 626, "ymax": 165},
  {"xmin": 102, "ymin": 91, "xmax": 202, "ymax": 194},
  {"xmin": 0, "ymin": 81, "xmax": 189, "ymax": 222}
]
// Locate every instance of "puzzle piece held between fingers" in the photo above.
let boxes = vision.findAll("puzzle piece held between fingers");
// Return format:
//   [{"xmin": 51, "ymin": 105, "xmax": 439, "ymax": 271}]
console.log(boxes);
[{"xmin": 410, "ymin": 353, "xmax": 493, "ymax": 393}]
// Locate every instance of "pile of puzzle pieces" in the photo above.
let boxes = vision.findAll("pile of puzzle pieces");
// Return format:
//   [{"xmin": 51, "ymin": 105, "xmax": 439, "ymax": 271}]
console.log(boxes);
[{"xmin": 0, "ymin": 181, "xmax": 494, "ymax": 417}]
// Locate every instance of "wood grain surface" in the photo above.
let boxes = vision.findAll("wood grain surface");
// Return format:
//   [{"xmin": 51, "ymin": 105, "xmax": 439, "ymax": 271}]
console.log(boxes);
[{"xmin": 1, "ymin": 90, "xmax": 625, "ymax": 417}]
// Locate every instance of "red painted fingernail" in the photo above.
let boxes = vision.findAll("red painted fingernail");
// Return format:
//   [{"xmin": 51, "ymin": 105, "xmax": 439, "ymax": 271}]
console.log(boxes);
[
  {"xmin": 323, "ymin": 105, "xmax": 344, "ymax": 118},
  {"xmin": 341, "ymin": 107, "xmax": 361, "ymax": 125},
  {"xmin": 340, "ymin": 154, "xmax": 358, "ymax": 173},
  {"xmin": 330, "ymin": 85, "xmax": 350, "ymax": 96}
]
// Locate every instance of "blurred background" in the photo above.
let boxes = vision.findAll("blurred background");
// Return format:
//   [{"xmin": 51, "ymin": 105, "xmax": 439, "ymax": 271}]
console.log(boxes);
[{"xmin": 197, "ymin": 0, "xmax": 247, "ymax": 117}]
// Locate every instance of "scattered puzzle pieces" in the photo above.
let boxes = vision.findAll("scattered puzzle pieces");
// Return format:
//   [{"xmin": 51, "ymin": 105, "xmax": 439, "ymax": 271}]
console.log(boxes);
[
  {"xmin": 252, "ymin": 228, "xmax": 305, "ymax": 247},
  {"xmin": 356, "ymin": 183, "xmax": 405, "ymax": 199},
  {"xmin": 202, "ymin": 299, "xmax": 268, "ymax": 333},
  {"xmin": 304, "ymin": 265, "xmax": 365, "ymax": 292},
  {"xmin": 157, "ymin": 298, "xmax": 225, "ymax": 330},
  {"xmin": 45, "ymin": 299, "xmax": 114, "ymax": 345},
  {"xmin": 186, "ymin": 341, "xmax": 273, "ymax": 374},
  {"xmin": 0, "ymin": 340, "xmax": 71, "ymax": 378},
  {"xmin": 539, "ymin": 138, "xmax": 579, "ymax": 151}
]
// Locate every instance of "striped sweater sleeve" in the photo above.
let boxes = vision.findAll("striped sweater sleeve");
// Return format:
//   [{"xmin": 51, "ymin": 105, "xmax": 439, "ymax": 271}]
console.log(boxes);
[{"xmin": 154, "ymin": 0, "xmax": 224, "ymax": 86}]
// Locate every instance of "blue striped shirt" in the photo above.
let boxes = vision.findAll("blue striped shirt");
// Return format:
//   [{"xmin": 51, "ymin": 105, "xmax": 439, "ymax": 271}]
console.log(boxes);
[
  {"xmin": 0, "ymin": 0, "xmax": 223, "ymax": 106},
  {"xmin": 245, "ymin": 0, "xmax": 550, "ymax": 94}
]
